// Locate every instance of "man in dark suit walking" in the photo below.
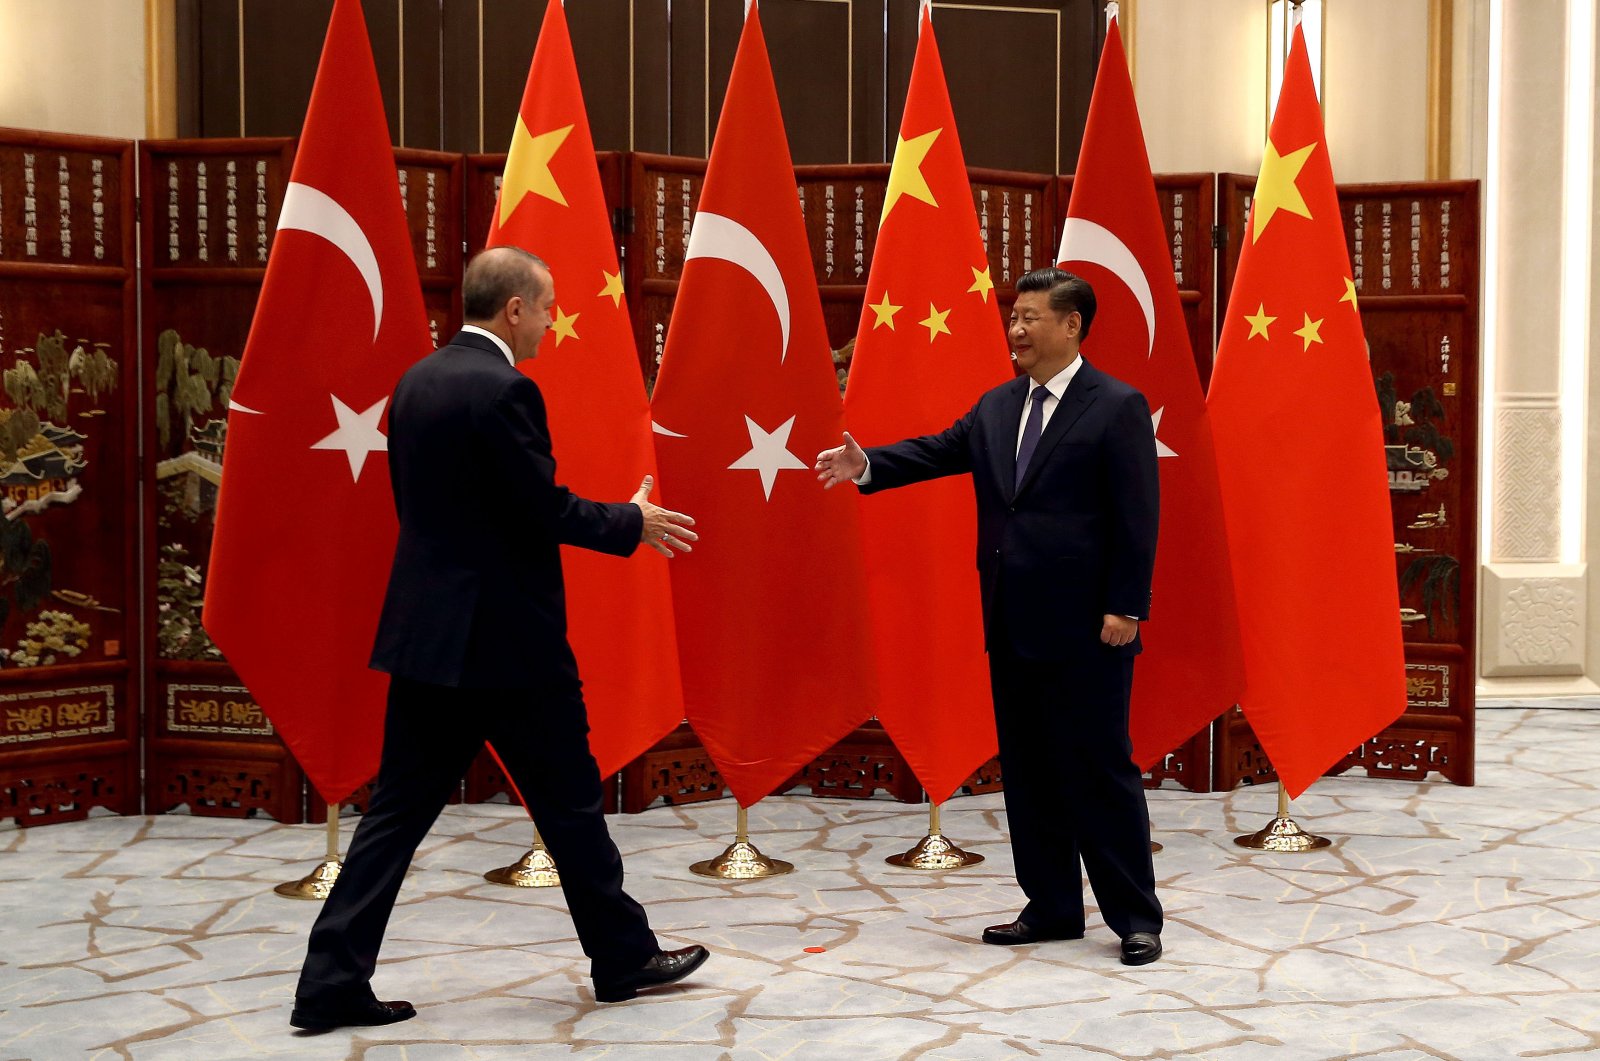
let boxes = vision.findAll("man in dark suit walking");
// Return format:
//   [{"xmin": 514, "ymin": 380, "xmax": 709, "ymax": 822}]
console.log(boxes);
[
  {"xmin": 291, "ymin": 246, "xmax": 708, "ymax": 1031},
  {"xmin": 816, "ymin": 266, "xmax": 1163, "ymax": 966}
]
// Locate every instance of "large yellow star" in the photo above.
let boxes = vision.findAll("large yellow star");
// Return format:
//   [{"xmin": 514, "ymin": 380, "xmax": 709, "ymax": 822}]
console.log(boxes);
[
  {"xmin": 549, "ymin": 306, "xmax": 580, "ymax": 345},
  {"xmin": 1340, "ymin": 276, "xmax": 1359, "ymax": 310},
  {"xmin": 1250, "ymin": 139, "xmax": 1317, "ymax": 243},
  {"xmin": 599, "ymin": 270, "xmax": 625, "ymax": 307},
  {"xmin": 920, "ymin": 303, "xmax": 952, "ymax": 341},
  {"xmin": 498, "ymin": 119, "xmax": 574, "ymax": 224},
  {"xmin": 1294, "ymin": 312, "xmax": 1324, "ymax": 351},
  {"xmin": 1244, "ymin": 303, "xmax": 1276, "ymax": 340},
  {"xmin": 868, "ymin": 292, "xmax": 902, "ymax": 330},
  {"xmin": 968, "ymin": 265, "xmax": 995, "ymax": 303},
  {"xmin": 881, "ymin": 128, "xmax": 941, "ymax": 223}
]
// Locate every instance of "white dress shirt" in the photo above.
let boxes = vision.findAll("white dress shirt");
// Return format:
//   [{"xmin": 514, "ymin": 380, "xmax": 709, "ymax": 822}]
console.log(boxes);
[{"xmin": 461, "ymin": 324, "xmax": 515, "ymax": 366}]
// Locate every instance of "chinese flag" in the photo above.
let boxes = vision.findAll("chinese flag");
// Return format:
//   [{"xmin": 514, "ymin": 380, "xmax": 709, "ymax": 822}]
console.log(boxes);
[
  {"xmin": 1059, "ymin": 18, "xmax": 1244, "ymax": 769},
  {"xmin": 486, "ymin": 0, "xmax": 684, "ymax": 777},
  {"xmin": 203, "ymin": 0, "xmax": 433, "ymax": 805},
  {"xmin": 649, "ymin": 1, "xmax": 878, "ymax": 806},
  {"xmin": 844, "ymin": 5, "xmax": 1012, "ymax": 804},
  {"xmin": 1208, "ymin": 27, "xmax": 1405, "ymax": 798}
]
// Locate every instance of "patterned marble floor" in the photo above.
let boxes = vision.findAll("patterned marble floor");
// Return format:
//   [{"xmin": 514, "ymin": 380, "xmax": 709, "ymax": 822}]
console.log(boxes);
[{"xmin": 1, "ymin": 704, "xmax": 1598, "ymax": 1060}]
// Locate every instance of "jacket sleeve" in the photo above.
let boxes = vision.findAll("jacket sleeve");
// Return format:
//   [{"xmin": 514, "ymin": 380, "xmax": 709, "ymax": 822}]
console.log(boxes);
[
  {"xmin": 858, "ymin": 401, "xmax": 978, "ymax": 494},
  {"xmin": 1104, "ymin": 389, "xmax": 1159, "ymax": 619},
  {"xmin": 480, "ymin": 375, "xmax": 643, "ymax": 557}
]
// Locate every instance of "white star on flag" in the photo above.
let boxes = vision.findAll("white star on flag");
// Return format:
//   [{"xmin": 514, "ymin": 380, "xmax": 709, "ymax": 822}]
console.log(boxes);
[
  {"xmin": 311, "ymin": 394, "xmax": 389, "ymax": 480},
  {"xmin": 728, "ymin": 414, "xmax": 808, "ymax": 500},
  {"xmin": 1152, "ymin": 407, "xmax": 1178, "ymax": 459}
]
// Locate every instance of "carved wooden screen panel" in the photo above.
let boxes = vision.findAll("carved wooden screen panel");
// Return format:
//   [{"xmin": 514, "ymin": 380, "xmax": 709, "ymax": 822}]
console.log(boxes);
[
  {"xmin": 0, "ymin": 129, "xmax": 140, "ymax": 827},
  {"xmin": 393, "ymin": 147, "xmax": 464, "ymax": 349},
  {"xmin": 795, "ymin": 163, "xmax": 890, "ymax": 378},
  {"xmin": 1211, "ymin": 178, "xmax": 1480, "ymax": 790},
  {"xmin": 138, "ymin": 138, "xmax": 306, "ymax": 823},
  {"xmin": 626, "ymin": 153, "xmax": 709, "ymax": 392}
]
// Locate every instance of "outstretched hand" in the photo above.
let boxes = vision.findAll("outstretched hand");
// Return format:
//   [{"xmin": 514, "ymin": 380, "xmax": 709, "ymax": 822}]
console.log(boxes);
[
  {"xmin": 814, "ymin": 432, "xmax": 867, "ymax": 489},
  {"xmin": 631, "ymin": 475, "xmax": 698, "ymax": 557}
]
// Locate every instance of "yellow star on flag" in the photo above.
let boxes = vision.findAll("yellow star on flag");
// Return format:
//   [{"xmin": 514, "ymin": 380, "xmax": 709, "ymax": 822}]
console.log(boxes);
[
  {"xmin": 1294, "ymin": 312, "xmax": 1324, "ymax": 351},
  {"xmin": 868, "ymin": 292, "xmax": 902, "ymax": 330},
  {"xmin": 1250, "ymin": 139, "xmax": 1317, "ymax": 243},
  {"xmin": 549, "ymin": 306, "xmax": 580, "ymax": 345},
  {"xmin": 1244, "ymin": 303, "xmax": 1276, "ymax": 340},
  {"xmin": 881, "ymin": 128, "xmax": 941, "ymax": 223},
  {"xmin": 920, "ymin": 303, "xmax": 952, "ymax": 342},
  {"xmin": 1340, "ymin": 276, "xmax": 1359, "ymax": 310},
  {"xmin": 498, "ymin": 119, "xmax": 575, "ymax": 224},
  {"xmin": 967, "ymin": 265, "xmax": 995, "ymax": 302},
  {"xmin": 599, "ymin": 270, "xmax": 625, "ymax": 307}
]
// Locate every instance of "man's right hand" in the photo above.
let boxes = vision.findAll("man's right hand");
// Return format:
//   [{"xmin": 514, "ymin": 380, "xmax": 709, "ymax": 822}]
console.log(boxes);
[
  {"xmin": 814, "ymin": 432, "xmax": 866, "ymax": 489},
  {"xmin": 631, "ymin": 475, "xmax": 698, "ymax": 557}
]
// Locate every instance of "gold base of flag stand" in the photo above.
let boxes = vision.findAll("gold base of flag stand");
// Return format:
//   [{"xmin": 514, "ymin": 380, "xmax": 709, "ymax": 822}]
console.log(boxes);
[
  {"xmin": 1233, "ymin": 782, "xmax": 1331, "ymax": 852},
  {"xmin": 1151, "ymin": 841, "xmax": 1164, "ymax": 853},
  {"xmin": 885, "ymin": 803, "xmax": 984, "ymax": 870},
  {"xmin": 690, "ymin": 804, "xmax": 793, "ymax": 879},
  {"xmin": 484, "ymin": 828, "xmax": 561, "ymax": 888},
  {"xmin": 276, "ymin": 806, "xmax": 343, "ymax": 900}
]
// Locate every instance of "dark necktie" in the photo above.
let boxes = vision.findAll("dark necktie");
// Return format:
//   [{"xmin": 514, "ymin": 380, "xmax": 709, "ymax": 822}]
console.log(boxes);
[{"xmin": 1014, "ymin": 385, "xmax": 1050, "ymax": 490}]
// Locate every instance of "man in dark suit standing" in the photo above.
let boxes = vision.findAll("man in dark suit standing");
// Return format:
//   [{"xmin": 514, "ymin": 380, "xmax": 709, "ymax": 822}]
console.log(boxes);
[
  {"xmin": 291, "ymin": 246, "xmax": 709, "ymax": 1031},
  {"xmin": 816, "ymin": 266, "xmax": 1163, "ymax": 966}
]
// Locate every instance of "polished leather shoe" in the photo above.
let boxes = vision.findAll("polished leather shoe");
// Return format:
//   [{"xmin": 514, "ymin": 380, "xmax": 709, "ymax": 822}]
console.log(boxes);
[
  {"xmin": 594, "ymin": 944, "xmax": 710, "ymax": 1003},
  {"xmin": 981, "ymin": 920, "xmax": 1085, "ymax": 946},
  {"xmin": 289, "ymin": 994, "xmax": 416, "ymax": 1032},
  {"xmin": 1120, "ymin": 931, "xmax": 1163, "ymax": 966}
]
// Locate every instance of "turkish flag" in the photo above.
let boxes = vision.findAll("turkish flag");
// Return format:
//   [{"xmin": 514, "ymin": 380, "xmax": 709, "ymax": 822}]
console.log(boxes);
[
  {"xmin": 1208, "ymin": 27, "xmax": 1406, "ymax": 799},
  {"xmin": 843, "ymin": 6, "xmax": 1012, "ymax": 804},
  {"xmin": 203, "ymin": 0, "xmax": 433, "ymax": 805},
  {"xmin": 485, "ymin": 0, "xmax": 684, "ymax": 777},
  {"xmin": 1059, "ymin": 18, "xmax": 1244, "ymax": 770},
  {"xmin": 649, "ymin": 1, "xmax": 878, "ymax": 806}
]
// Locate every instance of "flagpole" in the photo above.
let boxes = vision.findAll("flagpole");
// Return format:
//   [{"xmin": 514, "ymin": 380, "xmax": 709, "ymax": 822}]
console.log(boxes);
[
  {"xmin": 1233, "ymin": 780, "xmax": 1331, "ymax": 851},
  {"xmin": 689, "ymin": 802, "xmax": 794, "ymax": 879},
  {"xmin": 483, "ymin": 825, "xmax": 562, "ymax": 888},
  {"xmin": 275, "ymin": 803, "xmax": 345, "ymax": 899},
  {"xmin": 885, "ymin": 799, "xmax": 985, "ymax": 870}
]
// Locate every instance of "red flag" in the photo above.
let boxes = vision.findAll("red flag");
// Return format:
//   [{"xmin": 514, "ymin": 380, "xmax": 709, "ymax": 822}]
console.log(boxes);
[
  {"xmin": 203, "ymin": 0, "xmax": 433, "ymax": 805},
  {"xmin": 844, "ymin": 5, "xmax": 1012, "ymax": 804},
  {"xmin": 649, "ymin": 1, "xmax": 878, "ymax": 806},
  {"xmin": 1059, "ymin": 18, "xmax": 1244, "ymax": 769},
  {"xmin": 1208, "ymin": 27, "xmax": 1406, "ymax": 798},
  {"xmin": 485, "ymin": 0, "xmax": 684, "ymax": 777}
]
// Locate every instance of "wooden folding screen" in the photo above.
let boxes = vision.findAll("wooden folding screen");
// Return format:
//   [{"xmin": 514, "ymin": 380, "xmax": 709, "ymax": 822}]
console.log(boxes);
[
  {"xmin": 1213, "ymin": 177, "xmax": 1480, "ymax": 789},
  {"xmin": 0, "ymin": 129, "xmax": 141, "ymax": 826}
]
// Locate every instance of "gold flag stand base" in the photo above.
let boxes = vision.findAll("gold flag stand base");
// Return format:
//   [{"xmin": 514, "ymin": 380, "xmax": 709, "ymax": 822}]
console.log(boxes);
[
  {"xmin": 690, "ymin": 804, "xmax": 794, "ymax": 879},
  {"xmin": 276, "ymin": 807, "xmax": 343, "ymax": 900},
  {"xmin": 1233, "ymin": 782, "xmax": 1331, "ymax": 852},
  {"xmin": 885, "ymin": 803, "xmax": 984, "ymax": 870},
  {"xmin": 1151, "ymin": 841, "xmax": 1164, "ymax": 853},
  {"xmin": 484, "ymin": 833, "xmax": 561, "ymax": 888}
]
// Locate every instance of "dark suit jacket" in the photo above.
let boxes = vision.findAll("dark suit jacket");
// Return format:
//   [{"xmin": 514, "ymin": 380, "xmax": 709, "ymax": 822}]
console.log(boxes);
[
  {"xmin": 860, "ymin": 359, "xmax": 1158, "ymax": 661},
  {"xmin": 369, "ymin": 330, "xmax": 643, "ymax": 689}
]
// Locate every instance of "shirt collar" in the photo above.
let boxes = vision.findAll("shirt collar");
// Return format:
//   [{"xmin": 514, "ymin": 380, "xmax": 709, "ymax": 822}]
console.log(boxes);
[
  {"xmin": 461, "ymin": 324, "xmax": 515, "ymax": 366},
  {"xmin": 1030, "ymin": 355, "xmax": 1082, "ymax": 402}
]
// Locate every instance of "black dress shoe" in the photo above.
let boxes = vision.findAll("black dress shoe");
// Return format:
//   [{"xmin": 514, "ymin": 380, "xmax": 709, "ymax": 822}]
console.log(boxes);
[
  {"xmin": 1120, "ymin": 931, "xmax": 1162, "ymax": 966},
  {"xmin": 981, "ymin": 920, "xmax": 1085, "ymax": 946},
  {"xmin": 289, "ymin": 994, "xmax": 417, "ymax": 1032},
  {"xmin": 594, "ymin": 944, "xmax": 710, "ymax": 1003}
]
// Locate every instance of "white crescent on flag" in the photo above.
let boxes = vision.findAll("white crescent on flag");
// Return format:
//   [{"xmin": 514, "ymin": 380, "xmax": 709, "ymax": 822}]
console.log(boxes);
[
  {"xmin": 278, "ymin": 181, "xmax": 385, "ymax": 342},
  {"xmin": 684, "ymin": 211, "xmax": 792, "ymax": 363},
  {"xmin": 1058, "ymin": 216, "xmax": 1156, "ymax": 359}
]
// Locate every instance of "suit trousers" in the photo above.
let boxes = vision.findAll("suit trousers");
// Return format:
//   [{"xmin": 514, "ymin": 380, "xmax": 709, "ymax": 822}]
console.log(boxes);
[
  {"xmin": 294, "ymin": 674, "xmax": 658, "ymax": 1002},
  {"xmin": 988, "ymin": 645, "xmax": 1163, "ymax": 938}
]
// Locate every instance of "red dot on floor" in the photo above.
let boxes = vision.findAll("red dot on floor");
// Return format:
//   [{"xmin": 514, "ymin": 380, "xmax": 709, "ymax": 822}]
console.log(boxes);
[{"xmin": 803, "ymin": 946, "xmax": 826, "ymax": 953}]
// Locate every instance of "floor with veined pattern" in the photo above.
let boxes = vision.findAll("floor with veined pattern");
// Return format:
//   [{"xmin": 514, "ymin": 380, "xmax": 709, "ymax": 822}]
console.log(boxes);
[{"xmin": 2, "ymin": 702, "xmax": 1598, "ymax": 1060}]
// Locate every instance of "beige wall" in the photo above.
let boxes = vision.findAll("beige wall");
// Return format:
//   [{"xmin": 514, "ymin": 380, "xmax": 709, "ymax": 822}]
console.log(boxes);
[
  {"xmin": 0, "ymin": 0, "xmax": 146, "ymax": 139},
  {"xmin": 1134, "ymin": 0, "xmax": 1431, "ymax": 182}
]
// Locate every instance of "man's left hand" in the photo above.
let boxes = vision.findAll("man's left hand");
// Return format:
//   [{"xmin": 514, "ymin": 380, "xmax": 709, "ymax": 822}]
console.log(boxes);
[{"xmin": 1101, "ymin": 614, "xmax": 1137, "ymax": 647}]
